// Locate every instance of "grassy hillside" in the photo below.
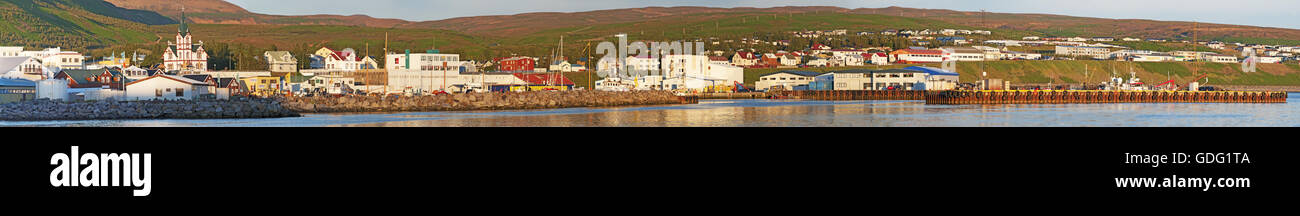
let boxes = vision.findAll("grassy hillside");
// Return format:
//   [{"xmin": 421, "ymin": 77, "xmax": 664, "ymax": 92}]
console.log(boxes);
[
  {"xmin": 0, "ymin": 0, "xmax": 166, "ymax": 49},
  {"xmin": 952, "ymin": 61, "xmax": 1300, "ymax": 86}
]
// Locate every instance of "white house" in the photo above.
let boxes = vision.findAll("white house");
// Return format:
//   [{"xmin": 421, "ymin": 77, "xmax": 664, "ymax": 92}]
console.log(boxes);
[
  {"xmin": 775, "ymin": 53, "xmax": 802, "ymax": 66},
  {"xmin": 731, "ymin": 52, "xmax": 759, "ymax": 66},
  {"xmin": 264, "ymin": 51, "xmax": 297, "ymax": 73},
  {"xmin": 312, "ymin": 47, "xmax": 379, "ymax": 71},
  {"xmin": 0, "ymin": 56, "xmax": 46, "ymax": 80},
  {"xmin": 805, "ymin": 58, "xmax": 830, "ymax": 67},
  {"xmin": 124, "ymin": 74, "xmax": 213, "ymax": 101},
  {"xmin": 548, "ymin": 60, "xmax": 585, "ymax": 72},
  {"xmin": 867, "ymin": 53, "xmax": 889, "ymax": 65},
  {"xmin": 19, "ymin": 47, "xmax": 83, "ymax": 70}
]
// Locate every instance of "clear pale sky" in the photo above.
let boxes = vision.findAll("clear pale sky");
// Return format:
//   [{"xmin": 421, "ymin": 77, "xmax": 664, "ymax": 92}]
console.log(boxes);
[{"xmin": 225, "ymin": 0, "xmax": 1300, "ymax": 29}]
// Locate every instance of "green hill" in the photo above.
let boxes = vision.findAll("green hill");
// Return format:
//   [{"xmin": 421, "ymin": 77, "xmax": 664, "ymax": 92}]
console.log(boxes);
[{"xmin": 0, "ymin": 0, "xmax": 170, "ymax": 49}]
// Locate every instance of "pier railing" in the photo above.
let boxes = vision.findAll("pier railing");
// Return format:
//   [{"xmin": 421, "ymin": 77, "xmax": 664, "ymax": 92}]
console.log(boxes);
[{"xmin": 925, "ymin": 90, "xmax": 1288, "ymax": 104}]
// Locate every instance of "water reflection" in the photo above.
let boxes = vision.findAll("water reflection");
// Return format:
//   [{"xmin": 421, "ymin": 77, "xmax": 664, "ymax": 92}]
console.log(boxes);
[{"xmin": 3, "ymin": 96, "xmax": 1297, "ymax": 127}]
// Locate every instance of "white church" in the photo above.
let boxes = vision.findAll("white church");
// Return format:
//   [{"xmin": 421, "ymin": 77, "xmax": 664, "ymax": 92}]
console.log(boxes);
[{"xmin": 162, "ymin": 9, "xmax": 208, "ymax": 72}]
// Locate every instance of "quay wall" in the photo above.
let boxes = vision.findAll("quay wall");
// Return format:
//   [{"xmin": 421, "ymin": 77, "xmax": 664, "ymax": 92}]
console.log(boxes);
[
  {"xmin": 689, "ymin": 92, "xmax": 770, "ymax": 99},
  {"xmin": 282, "ymin": 90, "xmax": 695, "ymax": 113},
  {"xmin": 0, "ymin": 97, "xmax": 301, "ymax": 121},
  {"xmin": 926, "ymin": 90, "xmax": 1288, "ymax": 104},
  {"xmin": 1217, "ymin": 85, "xmax": 1300, "ymax": 93}
]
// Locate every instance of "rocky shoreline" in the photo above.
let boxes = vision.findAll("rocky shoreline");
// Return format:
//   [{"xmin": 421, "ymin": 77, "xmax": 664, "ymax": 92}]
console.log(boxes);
[
  {"xmin": 0, "ymin": 97, "xmax": 301, "ymax": 121},
  {"xmin": 282, "ymin": 90, "xmax": 695, "ymax": 113},
  {"xmin": 0, "ymin": 91, "xmax": 696, "ymax": 121}
]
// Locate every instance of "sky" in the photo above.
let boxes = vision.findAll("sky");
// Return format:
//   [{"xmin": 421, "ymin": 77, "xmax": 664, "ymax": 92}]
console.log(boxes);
[{"xmin": 225, "ymin": 0, "xmax": 1300, "ymax": 29}]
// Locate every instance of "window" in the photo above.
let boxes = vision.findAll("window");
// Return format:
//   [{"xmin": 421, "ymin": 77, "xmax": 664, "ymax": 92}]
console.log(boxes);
[
  {"xmin": 156, "ymin": 89, "xmax": 162, "ymax": 97},
  {"xmin": 890, "ymin": 74, "xmax": 901, "ymax": 78},
  {"xmin": 176, "ymin": 88, "xmax": 184, "ymax": 97}
]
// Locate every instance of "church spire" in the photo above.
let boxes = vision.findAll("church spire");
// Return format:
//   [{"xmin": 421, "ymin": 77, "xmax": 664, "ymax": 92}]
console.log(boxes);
[{"xmin": 178, "ymin": 5, "xmax": 189, "ymax": 35}]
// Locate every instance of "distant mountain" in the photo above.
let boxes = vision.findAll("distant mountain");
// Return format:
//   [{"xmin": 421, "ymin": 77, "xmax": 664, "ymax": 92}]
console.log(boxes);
[
  {"xmin": 0, "ymin": 0, "xmax": 168, "ymax": 48},
  {"xmin": 99, "ymin": 1, "xmax": 1300, "ymax": 44},
  {"xmin": 404, "ymin": 6, "xmax": 1300, "ymax": 44},
  {"xmin": 104, "ymin": 0, "xmax": 407, "ymax": 27},
  {"xmin": 846, "ymin": 7, "xmax": 1300, "ymax": 43}
]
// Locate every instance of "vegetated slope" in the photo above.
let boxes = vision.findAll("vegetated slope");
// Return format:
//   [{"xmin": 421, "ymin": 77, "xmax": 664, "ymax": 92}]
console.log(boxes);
[
  {"xmin": 0, "ymin": 0, "xmax": 162, "ymax": 49},
  {"xmin": 854, "ymin": 7, "xmax": 1300, "ymax": 45}
]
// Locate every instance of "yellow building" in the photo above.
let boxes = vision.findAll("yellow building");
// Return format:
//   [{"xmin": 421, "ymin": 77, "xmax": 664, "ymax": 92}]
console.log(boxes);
[{"xmin": 240, "ymin": 76, "xmax": 282, "ymax": 97}]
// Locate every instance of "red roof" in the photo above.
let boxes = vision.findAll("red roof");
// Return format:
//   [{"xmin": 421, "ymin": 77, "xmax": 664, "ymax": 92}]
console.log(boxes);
[
  {"xmin": 735, "ymin": 52, "xmax": 758, "ymax": 60},
  {"xmin": 894, "ymin": 49, "xmax": 943, "ymax": 55},
  {"xmin": 513, "ymin": 73, "xmax": 575, "ymax": 85}
]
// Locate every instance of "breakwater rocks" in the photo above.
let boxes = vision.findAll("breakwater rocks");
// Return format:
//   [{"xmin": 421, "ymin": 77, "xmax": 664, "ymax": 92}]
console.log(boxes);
[
  {"xmin": 282, "ymin": 90, "xmax": 694, "ymax": 113},
  {"xmin": 0, "ymin": 97, "xmax": 301, "ymax": 121}
]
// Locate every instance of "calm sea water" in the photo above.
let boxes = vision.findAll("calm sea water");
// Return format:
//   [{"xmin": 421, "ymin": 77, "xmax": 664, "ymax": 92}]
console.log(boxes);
[{"xmin": 3, "ymin": 94, "xmax": 1298, "ymax": 127}]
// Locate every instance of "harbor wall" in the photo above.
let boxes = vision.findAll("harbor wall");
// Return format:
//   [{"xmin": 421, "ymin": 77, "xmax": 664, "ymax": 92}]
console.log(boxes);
[
  {"xmin": 281, "ymin": 90, "xmax": 695, "ymax": 113},
  {"xmin": 0, "ymin": 97, "xmax": 301, "ymax": 121},
  {"xmin": 926, "ymin": 90, "xmax": 1288, "ymax": 104},
  {"xmin": 1216, "ymin": 85, "xmax": 1300, "ymax": 93}
]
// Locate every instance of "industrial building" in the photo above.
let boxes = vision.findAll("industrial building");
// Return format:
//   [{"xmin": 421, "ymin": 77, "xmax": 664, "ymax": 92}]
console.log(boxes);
[
  {"xmin": 756, "ymin": 71, "xmax": 820, "ymax": 91},
  {"xmin": 818, "ymin": 67, "xmax": 960, "ymax": 91}
]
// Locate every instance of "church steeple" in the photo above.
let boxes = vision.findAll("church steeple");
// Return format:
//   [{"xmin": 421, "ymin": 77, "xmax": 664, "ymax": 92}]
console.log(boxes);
[{"xmin": 178, "ymin": 5, "xmax": 189, "ymax": 35}]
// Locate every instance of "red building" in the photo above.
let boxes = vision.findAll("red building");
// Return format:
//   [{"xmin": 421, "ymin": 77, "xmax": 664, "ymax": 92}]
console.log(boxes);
[
  {"xmin": 54, "ymin": 68, "xmax": 127, "ymax": 89},
  {"xmin": 495, "ymin": 57, "xmax": 535, "ymax": 72}
]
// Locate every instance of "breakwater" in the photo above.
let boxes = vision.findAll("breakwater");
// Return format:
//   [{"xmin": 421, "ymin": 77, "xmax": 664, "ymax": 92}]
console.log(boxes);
[
  {"xmin": 926, "ymin": 90, "xmax": 1288, "ymax": 104},
  {"xmin": 689, "ymin": 92, "xmax": 770, "ymax": 99},
  {"xmin": 0, "ymin": 97, "xmax": 301, "ymax": 121},
  {"xmin": 281, "ymin": 90, "xmax": 697, "ymax": 113}
]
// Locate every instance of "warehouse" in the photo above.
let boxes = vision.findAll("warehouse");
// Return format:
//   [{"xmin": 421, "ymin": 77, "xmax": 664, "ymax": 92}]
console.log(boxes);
[
  {"xmin": 0, "ymin": 78, "xmax": 36, "ymax": 104},
  {"xmin": 820, "ymin": 67, "xmax": 960, "ymax": 91},
  {"xmin": 756, "ymin": 71, "xmax": 820, "ymax": 91}
]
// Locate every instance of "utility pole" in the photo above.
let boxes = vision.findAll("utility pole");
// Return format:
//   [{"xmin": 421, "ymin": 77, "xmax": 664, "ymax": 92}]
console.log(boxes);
[
  {"xmin": 980, "ymin": 9, "xmax": 986, "ymax": 89},
  {"xmin": 383, "ymin": 32, "xmax": 389, "ymax": 94}
]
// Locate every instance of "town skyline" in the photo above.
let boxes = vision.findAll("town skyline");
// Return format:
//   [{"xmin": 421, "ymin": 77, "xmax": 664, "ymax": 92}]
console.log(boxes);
[{"xmin": 224, "ymin": 0, "xmax": 1300, "ymax": 29}]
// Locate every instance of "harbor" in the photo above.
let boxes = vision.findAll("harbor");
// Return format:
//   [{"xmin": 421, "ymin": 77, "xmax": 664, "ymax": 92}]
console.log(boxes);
[{"xmin": 4, "ymin": 95, "xmax": 1296, "ymax": 127}]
